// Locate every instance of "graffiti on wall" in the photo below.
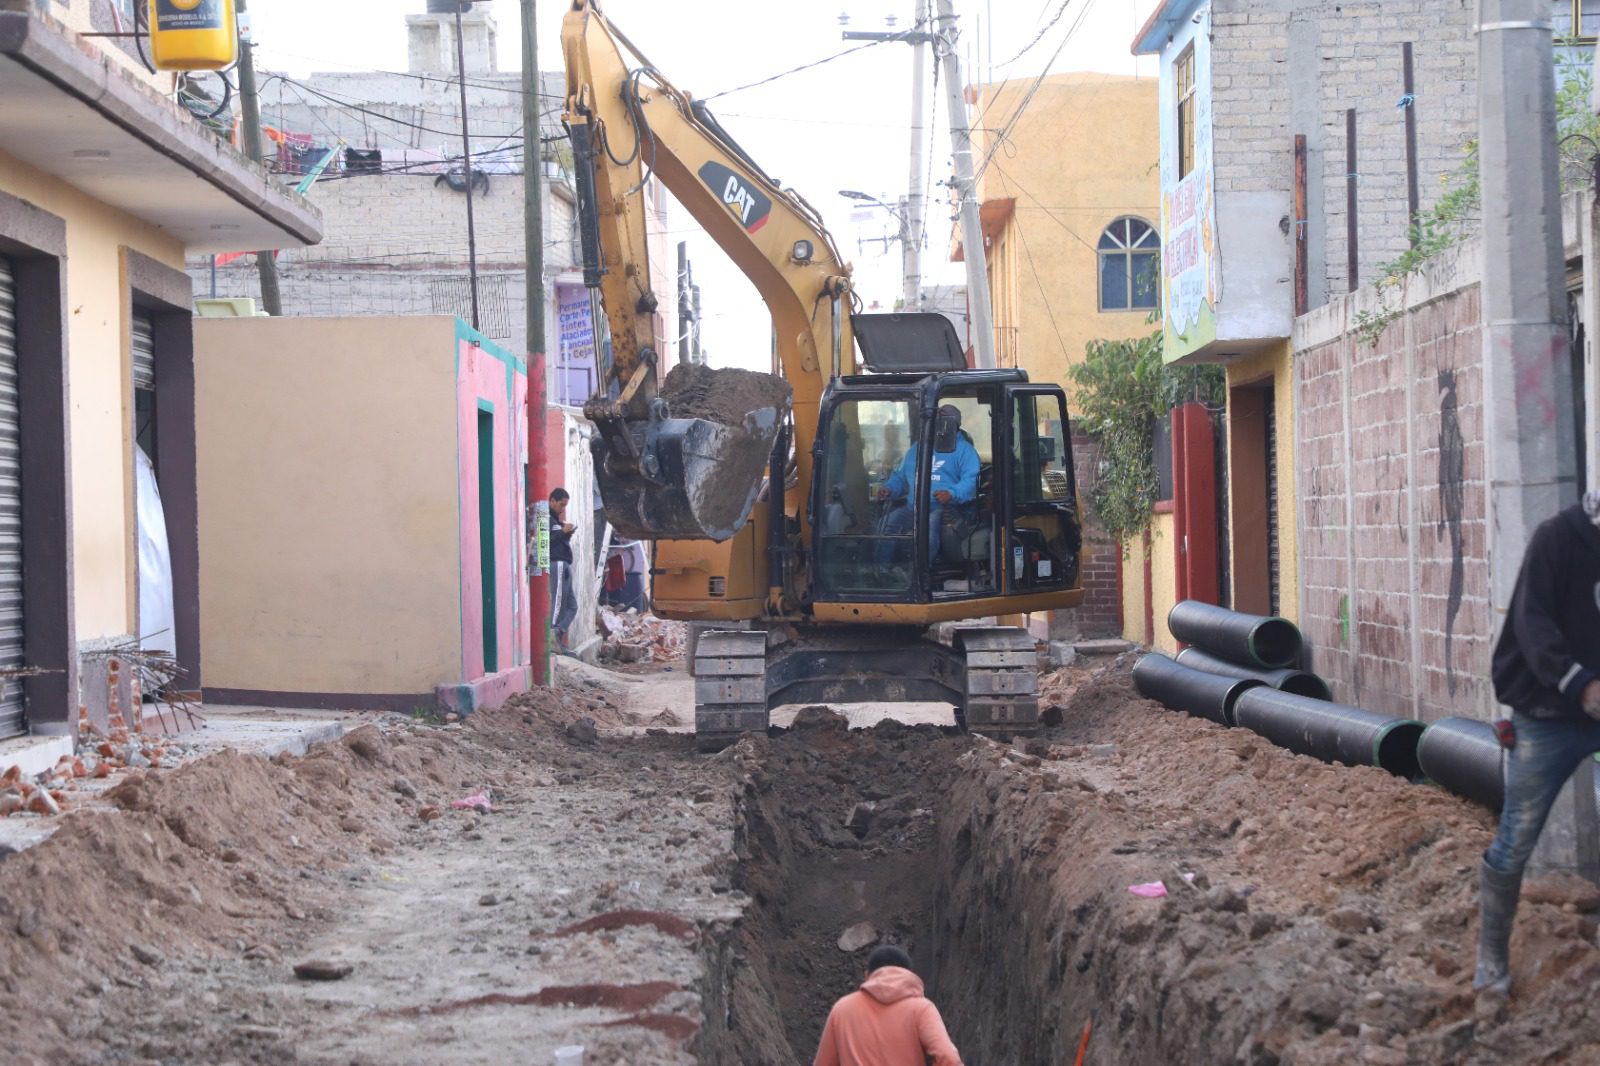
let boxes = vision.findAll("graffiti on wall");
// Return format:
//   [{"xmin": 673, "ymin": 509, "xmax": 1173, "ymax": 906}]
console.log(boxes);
[{"xmin": 1158, "ymin": 7, "xmax": 1220, "ymax": 363}]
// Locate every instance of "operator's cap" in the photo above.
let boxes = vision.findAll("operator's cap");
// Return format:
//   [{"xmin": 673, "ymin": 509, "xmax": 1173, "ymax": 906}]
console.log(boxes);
[{"xmin": 938, "ymin": 403, "xmax": 961, "ymax": 422}]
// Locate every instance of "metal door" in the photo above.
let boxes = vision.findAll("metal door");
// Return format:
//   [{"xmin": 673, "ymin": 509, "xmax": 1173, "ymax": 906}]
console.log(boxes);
[{"xmin": 0, "ymin": 257, "xmax": 25, "ymax": 738}]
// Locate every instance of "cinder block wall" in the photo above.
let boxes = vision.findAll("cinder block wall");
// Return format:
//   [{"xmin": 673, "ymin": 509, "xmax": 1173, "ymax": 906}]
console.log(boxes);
[
  {"xmin": 1210, "ymin": 0, "xmax": 1478, "ymax": 302},
  {"xmin": 191, "ymin": 175, "xmax": 580, "ymax": 360},
  {"xmin": 1293, "ymin": 241, "xmax": 1489, "ymax": 722}
]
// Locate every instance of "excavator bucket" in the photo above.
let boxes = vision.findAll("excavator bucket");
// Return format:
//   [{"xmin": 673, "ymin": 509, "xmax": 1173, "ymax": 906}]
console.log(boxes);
[{"xmin": 591, "ymin": 365, "xmax": 791, "ymax": 543}]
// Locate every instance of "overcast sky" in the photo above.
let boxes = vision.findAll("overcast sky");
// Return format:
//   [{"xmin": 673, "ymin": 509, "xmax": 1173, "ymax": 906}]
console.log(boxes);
[{"xmin": 250, "ymin": 0, "xmax": 1160, "ymax": 370}]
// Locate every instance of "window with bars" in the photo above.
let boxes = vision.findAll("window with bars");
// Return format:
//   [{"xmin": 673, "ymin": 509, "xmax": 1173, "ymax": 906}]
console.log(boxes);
[
  {"xmin": 1175, "ymin": 44, "xmax": 1197, "ymax": 180},
  {"xmin": 1098, "ymin": 217, "xmax": 1160, "ymax": 312},
  {"xmin": 1554, "ymin": 0, "xmax": 1600, "ymax": 42}
]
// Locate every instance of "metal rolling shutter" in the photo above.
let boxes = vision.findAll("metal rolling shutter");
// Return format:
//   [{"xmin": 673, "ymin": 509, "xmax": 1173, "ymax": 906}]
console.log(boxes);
[
  {"xmin": 1265, "ymin": 388, "xmax": 1281, "ymax": 617},
  {"xmin": 0, "ymin": 258, "xmax": 24, "ymax": 738},
  {"xmin": 131, "ymin": 309, "xmax": 155, "ymax": 392}
]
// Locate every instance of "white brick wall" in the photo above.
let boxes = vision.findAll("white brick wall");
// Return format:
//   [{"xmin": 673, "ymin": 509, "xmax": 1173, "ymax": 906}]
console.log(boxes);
[
  {"xmin": 187, "ymin": 67, "xmax": 597, "ymax": 360},
  {"xmin": 1209, "ymin": 0, "xmax": 1478, "ymax": 297}
]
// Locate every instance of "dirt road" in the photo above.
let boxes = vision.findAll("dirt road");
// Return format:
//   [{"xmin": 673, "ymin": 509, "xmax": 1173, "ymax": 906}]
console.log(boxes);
[{"xmin": 5, "ymin": 659, "xmax": 1600, "ymax": 1064}]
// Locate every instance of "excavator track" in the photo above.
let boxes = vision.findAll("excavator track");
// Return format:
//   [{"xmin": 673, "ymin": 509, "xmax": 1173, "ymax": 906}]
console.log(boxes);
[
  {"xmin": 689, "ymin": 625, "xmax": 1039, "ymax": 751},
  {"xmin": 692, "ymin": 629, "xmax": 770, "ymax": 753},
  {"xmin": 955, "ymin": 627, "xmax": 1041, "ymax": 739}
]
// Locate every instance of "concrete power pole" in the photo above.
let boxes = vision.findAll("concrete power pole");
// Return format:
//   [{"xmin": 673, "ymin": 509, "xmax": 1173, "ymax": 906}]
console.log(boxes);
[
  {"xmin": 521, "ymin": 0, "xmax": 550, "ymax": 684},
  {"xmin": 842, "ymin": 3, "xmax": 932, "ymax": 314},
  {"xmin": 935, "ymin": 0, "xmax": 995, "ymax": 369},
  {"xmin": 904, "ymin": 0, "xmax": 929, "ymax": 312},
  {"xmin": 1479, "ymin": 0, "xmax": 1589, "ymax": 874},
  {"xmin": 234, "ymin": 0, "xmax": 281, "ymax": 316}
]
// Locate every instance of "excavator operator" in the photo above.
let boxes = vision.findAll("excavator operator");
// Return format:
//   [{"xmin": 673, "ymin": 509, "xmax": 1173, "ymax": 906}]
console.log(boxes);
[{"xmin": 875, "ymin": 404, "xmax": 979, "ymax": 565}]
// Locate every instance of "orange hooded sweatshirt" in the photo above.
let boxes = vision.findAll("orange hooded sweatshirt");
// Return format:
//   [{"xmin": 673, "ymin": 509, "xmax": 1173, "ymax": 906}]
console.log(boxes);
[{"xmin": 812, "ymin": 966, "xmax": 963, "ymax": 1066}]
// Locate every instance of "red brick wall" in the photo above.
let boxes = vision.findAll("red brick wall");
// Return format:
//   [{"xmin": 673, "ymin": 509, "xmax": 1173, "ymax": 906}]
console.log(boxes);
[
  {"xmin": 1296, "ymin": 284, "xmax": 1490, "ymax": 722},
  {"xmin": 1070, "ymin": 427, "xmax": 1123, "ymax": 639}
]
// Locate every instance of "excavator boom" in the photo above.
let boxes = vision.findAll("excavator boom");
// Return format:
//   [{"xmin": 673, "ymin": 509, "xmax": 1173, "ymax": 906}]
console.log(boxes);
[{"xmin": 562, "ymin": 0, "xmax": 849, "ymax": 543}]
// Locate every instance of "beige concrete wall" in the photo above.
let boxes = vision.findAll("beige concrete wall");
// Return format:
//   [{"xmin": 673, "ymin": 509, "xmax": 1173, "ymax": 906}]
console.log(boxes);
[
  {"xmin": 1120, "ymin": 540, "xmax": 1148, "ymax": 646},
  {"xmin": 0, "ymin": 147, "xmax": 185, "ymax": 643},
  {"xmin": 195, "ymin": 315, "xmax": 463, "ymax": 696},
  {"xmin": 1149, "ymin": 511, "xmax": 1178, "ymax": 654}
]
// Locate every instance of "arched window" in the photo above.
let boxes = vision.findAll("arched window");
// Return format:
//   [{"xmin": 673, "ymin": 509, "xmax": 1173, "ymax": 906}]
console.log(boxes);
[{"xmin": 1099, "ymin": 217, "xmax": 1160, "ymax": 312}]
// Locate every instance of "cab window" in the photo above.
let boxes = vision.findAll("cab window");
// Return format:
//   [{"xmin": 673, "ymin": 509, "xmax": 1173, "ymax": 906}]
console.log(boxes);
[{"xmin": 815, "ymin": 397, "xmax": 918, "ymax": 598}]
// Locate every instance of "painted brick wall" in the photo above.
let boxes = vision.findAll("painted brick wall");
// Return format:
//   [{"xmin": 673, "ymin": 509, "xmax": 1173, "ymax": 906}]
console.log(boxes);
[
  {"xmin": 1069, "ymin": 427, "xmax": 1121, "ymax": 639},
  {"xmin": 1294, "ymin": 243, "xmax": 1489, "ymax": 722},
  {"xmin": 1210, "ymin": 0, "xmax": 1478, "ymax": 298}
]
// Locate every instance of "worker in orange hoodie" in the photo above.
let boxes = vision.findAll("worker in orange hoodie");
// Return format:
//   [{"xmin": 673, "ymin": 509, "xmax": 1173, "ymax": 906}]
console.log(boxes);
[{"xmin": 813, "ymin": 945, "xmax": 963, "ymax": 1066}]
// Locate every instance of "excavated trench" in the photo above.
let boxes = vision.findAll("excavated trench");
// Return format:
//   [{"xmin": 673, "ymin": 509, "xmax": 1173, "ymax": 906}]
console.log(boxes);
[
  {"xmin": 688, "ymin": 710, "xmax": 1165, "ymax": 1066},
  {"xmin": 690, "ymin": 687, "xmax": 1492, "ymax": 1066}
]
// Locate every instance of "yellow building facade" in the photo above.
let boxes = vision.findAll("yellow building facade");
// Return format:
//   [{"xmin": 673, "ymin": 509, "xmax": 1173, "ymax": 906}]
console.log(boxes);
[{"xmin": 960, "ymin": 73, "xmax": 1161, "ymax": 397}]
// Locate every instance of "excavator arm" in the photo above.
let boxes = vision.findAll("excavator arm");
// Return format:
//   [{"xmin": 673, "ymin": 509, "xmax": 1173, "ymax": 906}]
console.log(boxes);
[{"xmin": 563, "ymin": 0, "xmax": 853, "ymax": 543}]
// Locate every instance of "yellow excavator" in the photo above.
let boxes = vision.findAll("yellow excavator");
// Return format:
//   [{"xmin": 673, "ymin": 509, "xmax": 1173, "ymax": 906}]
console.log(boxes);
[{"xmin": 564, "ymin": 1, "xmax": 1085, "ymax": 750}]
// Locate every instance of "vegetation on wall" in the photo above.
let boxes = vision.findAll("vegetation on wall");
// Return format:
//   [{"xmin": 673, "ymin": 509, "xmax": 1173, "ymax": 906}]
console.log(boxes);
[
  {"xmin": 1354, "ymin": 44, "xmax": 1600, "ymax": 345},
  {"xmin": 1067, "ymin": 327, "xmax": 1225, "ymax": 551}
]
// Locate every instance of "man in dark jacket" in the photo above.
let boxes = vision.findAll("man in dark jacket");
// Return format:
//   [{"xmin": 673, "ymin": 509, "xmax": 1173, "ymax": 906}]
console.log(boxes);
[
  {"xmin": 549, "ymin": 488, "xmax": 578, "ymax": 654},
  {"xmin": 1479, "ymin": 497, "xmax": 1600, "ymax": 995}
]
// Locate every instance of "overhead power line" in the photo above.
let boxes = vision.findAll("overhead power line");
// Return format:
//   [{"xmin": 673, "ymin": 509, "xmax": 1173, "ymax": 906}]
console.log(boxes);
[
  {"xmin": 705, "ymin": 18, "xmax": 929, "ymax": 101},
  {"xmin": 995, "ymin": 0, "xmax": 1075, "ymax": 70},
  {"xmin": 974, "ymin": 0, "xmax": 1098, "ymax": 181}
]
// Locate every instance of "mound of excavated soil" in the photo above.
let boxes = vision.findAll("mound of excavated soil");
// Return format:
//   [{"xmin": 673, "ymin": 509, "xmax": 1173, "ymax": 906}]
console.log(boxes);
[
  {"xmin": 0, "ymin": 724, "xmax": 482, "ymax": 1063},
  {"xmin": 658, "ymin": 363, "xmax": 791, "ymax": 426},
  {"xmin": 929, "ymin": 665, "xmax": 1600, "ymax": 1065}
]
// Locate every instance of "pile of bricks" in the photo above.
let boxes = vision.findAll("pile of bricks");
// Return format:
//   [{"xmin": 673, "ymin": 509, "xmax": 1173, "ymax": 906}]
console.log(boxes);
[
  {"xmin": 0, "ymin": 700, "xmax": 186, "ymax": 820},
  {"xmin": 596, "ymin": 606, "xmax": 686, "ymax": 665}
]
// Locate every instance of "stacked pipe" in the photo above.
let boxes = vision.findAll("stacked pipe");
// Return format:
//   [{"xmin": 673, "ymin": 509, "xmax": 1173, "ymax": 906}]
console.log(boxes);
[
  {"xmin": 1130, "ymin": 601, "xmax": 1509, "ymax": 806},
  {"xmin": 1133, "ymin": 601, "xmax": 1425, "ymax": 779}
]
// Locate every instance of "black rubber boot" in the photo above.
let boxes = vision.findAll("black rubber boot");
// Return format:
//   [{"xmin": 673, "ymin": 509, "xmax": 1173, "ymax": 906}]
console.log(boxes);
[{"xmin": 1473, "ymin": 857, "xmax": 1521, "ymax": 996}]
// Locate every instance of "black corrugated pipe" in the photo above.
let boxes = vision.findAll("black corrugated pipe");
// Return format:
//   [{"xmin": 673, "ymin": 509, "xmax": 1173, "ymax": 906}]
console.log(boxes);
[
  {"xmin": 1133, "ymin": 653, "xmax": 1263, "ymax": 727},
  {"xmin": 1417, "ymin": 717, "xmax": 1505, "ymax": 811},
  {"xmin": 1168, "ymin": 600, "xmax": 1303, "ymax": 669},
  {"xmin": 1175, "ymin": 647, "xmax": 1333, "ymax": 701},
  {"xmin": 1233, "ymin": 687, "xmax": 1424, "ymax": 778}
]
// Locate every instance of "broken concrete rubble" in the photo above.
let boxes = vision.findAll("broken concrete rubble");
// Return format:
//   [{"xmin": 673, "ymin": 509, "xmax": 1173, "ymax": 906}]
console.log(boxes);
[{"xmin": 596, "ymin": 606, "xmax": 687, "ymax": 666}]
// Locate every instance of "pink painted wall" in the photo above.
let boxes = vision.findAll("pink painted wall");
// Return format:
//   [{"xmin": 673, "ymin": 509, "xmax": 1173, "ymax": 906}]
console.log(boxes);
[{"xmin": 455, "ymin": 328, "xmax": 530, "ymax": 681}]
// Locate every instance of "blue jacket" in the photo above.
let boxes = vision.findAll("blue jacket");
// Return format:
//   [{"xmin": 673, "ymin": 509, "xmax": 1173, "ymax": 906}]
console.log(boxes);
[{"xmin": 885, "ymin": 438, "xmax": 979, "ymax": 503}]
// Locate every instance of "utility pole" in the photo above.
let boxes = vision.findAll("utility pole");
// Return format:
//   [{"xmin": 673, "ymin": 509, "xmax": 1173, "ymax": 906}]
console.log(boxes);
[
  {"xmin": 234, "ymin": 0, "xmax": 281, "ymax": 316},
  {"xmin": 843, "ymin": 1, "xmax": 929, "ymax": 313},
  {"xmin": 1479, "ymin": 0, "xmax": 1589, "ymax": 874},
  {"xmin": 936, "ymin": 0, "xmax": 995, "ymax": 368},
  {"xmin": 904, "ymin": 0, "xmax": 928, "ymax": 311},
  {"xmin": 455, "ymin": 1, "xmax": 481, "ymax": 331},
  {"xmin": 521, "ymin": 0, "xmax": 550, "ymax": 684}
]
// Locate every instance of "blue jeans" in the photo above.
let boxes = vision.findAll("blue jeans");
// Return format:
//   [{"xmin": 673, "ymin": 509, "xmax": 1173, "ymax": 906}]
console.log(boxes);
[
  {"xmin": 879, "ymin": 501, "xmax": 947, "ymax": 565},
  {"xmin": 1484, "ymin": 709, "xmax": 1600, "ymax": 877},
  {"xmin": 550, "ymin": 560, "xmax": 578, "ymax": 643}
]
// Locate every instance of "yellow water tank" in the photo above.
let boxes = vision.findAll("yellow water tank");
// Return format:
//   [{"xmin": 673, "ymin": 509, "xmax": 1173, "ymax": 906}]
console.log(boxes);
[{"xmin": 147, "ymin": 0, "xmax": 238, "ymax": 72}]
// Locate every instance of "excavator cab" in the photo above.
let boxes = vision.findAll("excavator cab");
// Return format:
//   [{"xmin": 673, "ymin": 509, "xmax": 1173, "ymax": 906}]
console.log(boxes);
[{"xmin": 811, "ymin": 370, "xmax": 1081, "ymax": 607}]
